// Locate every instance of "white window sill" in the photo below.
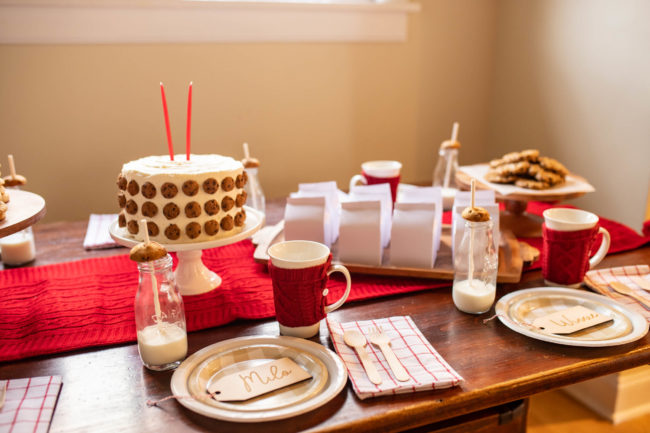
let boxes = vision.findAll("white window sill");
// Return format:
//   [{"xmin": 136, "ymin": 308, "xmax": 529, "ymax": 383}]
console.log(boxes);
[{"xmin": 0, "ymin": 0, "xmax": 421, "ymax": 44}]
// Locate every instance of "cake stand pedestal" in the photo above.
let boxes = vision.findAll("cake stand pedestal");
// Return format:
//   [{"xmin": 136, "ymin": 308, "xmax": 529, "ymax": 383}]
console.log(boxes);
[
  {"xmin": 109, "ymin": 206, "xmax": 265, "ymax": 296},
  {"xmin": 456, "ymin": 169, "xmax": 590, "ymax": 238},
  {"xmin": 0, "ymin": 190, "xmax": 47, "ymax": 239}
]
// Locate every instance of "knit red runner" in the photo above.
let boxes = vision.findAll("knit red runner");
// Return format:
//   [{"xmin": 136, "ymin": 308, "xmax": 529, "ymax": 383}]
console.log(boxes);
[{"xmin": 1, "ymin": 203, "xmax": 648, "ymax": 362}]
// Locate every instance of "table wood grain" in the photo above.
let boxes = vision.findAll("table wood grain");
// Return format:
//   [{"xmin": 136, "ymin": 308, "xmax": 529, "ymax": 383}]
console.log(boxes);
[{"xmin": 1, "ymin": 201, "xmax": 649, "ymax": 433}]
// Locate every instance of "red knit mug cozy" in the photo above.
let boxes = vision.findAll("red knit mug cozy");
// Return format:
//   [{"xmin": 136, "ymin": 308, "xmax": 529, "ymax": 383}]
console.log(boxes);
[
  {"xmin": 268, "ymin": 254, "xmax": 333, "ymax": 328},
  {"xmin": 542, "ymin": 224, "xmax": 600, "ymax": 286}
]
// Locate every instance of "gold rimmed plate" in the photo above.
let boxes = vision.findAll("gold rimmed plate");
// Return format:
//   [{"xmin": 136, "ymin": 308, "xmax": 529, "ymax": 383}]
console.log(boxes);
[
  {"xmin": 187, "ymin": 343, "xmax": 328, "ymax": 413},
  {"xmin": 170, "ymin": 336, "xmax": 347, "ymax": 422},
  {"xmin": 495, "ymin": 287, "xmax": 649, "ymax": 347}
]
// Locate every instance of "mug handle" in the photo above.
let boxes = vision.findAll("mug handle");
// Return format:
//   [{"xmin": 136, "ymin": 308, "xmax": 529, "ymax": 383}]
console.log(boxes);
[
  {"xmin": 349, "ymin": 174, "xmax": 367, "ymax": 192},
  {"xmin": 588, "ymin": 227, "xmax": 611, "ymax": 269},
  {"xmin": 324, "ymin": 264, "xmax": 352, "ymax": 313}
]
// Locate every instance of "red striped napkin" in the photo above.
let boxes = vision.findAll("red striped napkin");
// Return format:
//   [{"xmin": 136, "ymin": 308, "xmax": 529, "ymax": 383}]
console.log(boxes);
[
  {"xmin": 326, "ymin": 316, "xmax": 462, "ymax": 399},
  {"xmin": 0, "ymin": 376, "xmax": 62, "ymax": 433},
  {"xmin": 584, "ymin": 265, "xmax": 650, "ymax": 320},
  {"xmin": 83, "ymin": 214, "xmax": 119, "ymax": 250}
]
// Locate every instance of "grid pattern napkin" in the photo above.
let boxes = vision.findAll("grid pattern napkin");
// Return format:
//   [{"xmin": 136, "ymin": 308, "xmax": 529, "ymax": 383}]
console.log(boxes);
[
  {"xmin": 83, "ymin": 214, "xmax": 119, "ymax": 250},
  {"xmin": 0, "ymin": 376, "xmax": 62, "ymax": 433},
  {"xmin": 327, "ymin": 316, "xmax": 462, "ymax": 399},
  {"xmin": 584, "ymin": 265, "xmax": 650, "ymax": 320}
]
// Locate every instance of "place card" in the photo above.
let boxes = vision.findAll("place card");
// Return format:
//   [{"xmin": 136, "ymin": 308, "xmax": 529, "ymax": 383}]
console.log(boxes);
[
  {"xmin": 207, "ymin": 357, "xmax": 312, "ymax": 402},
  {"xmin": 532, "ymin": 306, "xmax": 613, "ymax": 335}
]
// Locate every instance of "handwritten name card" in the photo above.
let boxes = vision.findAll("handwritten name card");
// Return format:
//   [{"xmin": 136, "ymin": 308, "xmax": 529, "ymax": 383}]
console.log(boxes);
[
  {"xmin": 207, "ymin": 357, "xmax": 312, "ymax": 402},
  {"xmin": 532, "ymin": 306, "xmax": 613, "ymax": 335}
]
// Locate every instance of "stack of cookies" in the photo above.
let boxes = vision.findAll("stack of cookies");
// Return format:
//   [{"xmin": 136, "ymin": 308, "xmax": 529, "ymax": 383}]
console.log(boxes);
[
  {"xmin": 0, "ymin": 167, "xmax": 9, "ymax": 222},
  {"xmin": 485, "ymin": 150, "xmax": 568, "ymax": 190}
]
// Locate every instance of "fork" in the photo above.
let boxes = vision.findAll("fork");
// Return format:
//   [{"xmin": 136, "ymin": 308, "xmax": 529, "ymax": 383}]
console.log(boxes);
[
  {"xmin": 609, "ymin": 282, "xmax": 650, "ymax": 309},
  {"xmin": 368, "ymin": 327, "xmax": 410, "ymax": 382}
]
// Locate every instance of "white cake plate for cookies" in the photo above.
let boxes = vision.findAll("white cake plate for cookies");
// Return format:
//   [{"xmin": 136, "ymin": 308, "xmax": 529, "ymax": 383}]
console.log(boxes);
[{"xmin": 109, "ymin": 206, "xmax": 264, "ymax": 296}]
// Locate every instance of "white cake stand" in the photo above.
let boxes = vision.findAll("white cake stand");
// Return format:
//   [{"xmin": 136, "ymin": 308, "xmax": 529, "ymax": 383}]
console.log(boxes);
[{"xmin": 109, "ymin": 206, "xmax": 264, "ymax": 296}]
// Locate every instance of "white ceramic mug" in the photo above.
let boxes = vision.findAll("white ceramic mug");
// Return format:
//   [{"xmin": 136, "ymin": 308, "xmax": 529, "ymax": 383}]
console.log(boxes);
[
  {"xmin": 542, "ymin": 208, "xmax": 611, "ymax": 287},
  {"xmin": 268, "ymin": 240, "xmax": 351, "ymax": 338}
]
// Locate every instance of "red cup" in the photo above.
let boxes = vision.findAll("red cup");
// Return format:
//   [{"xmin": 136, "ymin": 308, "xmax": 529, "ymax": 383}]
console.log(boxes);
[
  {"xmin": 267, "ymin": 240, "xmax": 351, "ymax": 338},
  {"xmin": 541, "ymin": 208, "xmax": 611, "ymax": 287},
  {"xmin": 349, "ymin": 160, "xmax": 402, "ymax": 204}
]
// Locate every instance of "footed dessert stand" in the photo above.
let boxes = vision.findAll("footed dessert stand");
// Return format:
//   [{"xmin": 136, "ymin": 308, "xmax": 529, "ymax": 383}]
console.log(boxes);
[
  {"xmin": 456, "ymin": 169, "xmax": 590, "ymax": 237},
  {"xmin": 0, "ymin": 190, "xmax": 46, "ymax": 238},
  {"xmin": 110, "ymin": 206, "xmax": 264, "ymax": 296}
]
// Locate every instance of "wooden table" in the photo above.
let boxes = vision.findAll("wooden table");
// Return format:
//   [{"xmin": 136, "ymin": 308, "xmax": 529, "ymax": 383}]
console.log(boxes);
[{"xmin": 1, "ymin": 203, "xmax": 649, "ymax": 433}]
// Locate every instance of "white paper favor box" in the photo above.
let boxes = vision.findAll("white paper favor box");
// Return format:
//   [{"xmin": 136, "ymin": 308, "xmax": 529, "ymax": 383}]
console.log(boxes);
[
  {"xmin": 348, "ymin": 183, "xmax": 392, "ymax": 248},
  {"xmin": 297, "ymin": 181, "xmax": 340, "ymax": 244},
  {"xmin": 284, "ymin": 196, "xmax": 328, "ymax": 246},
  {"xmin": 390, "ymin": 202, "xmax": 438, "ymax": 268},
  {"xmin": 396, "ymin": 185, "xmax": 443, "ymax": 254},
  {"xmin": 338, "ymin": 201, "xmax": 383, "ymax": 266}
]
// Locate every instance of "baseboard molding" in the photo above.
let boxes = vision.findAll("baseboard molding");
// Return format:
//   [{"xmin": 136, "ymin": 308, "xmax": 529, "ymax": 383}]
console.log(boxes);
[{"xmin": 562, "ymin": 365, "xmax": 650, "ymax": 424}]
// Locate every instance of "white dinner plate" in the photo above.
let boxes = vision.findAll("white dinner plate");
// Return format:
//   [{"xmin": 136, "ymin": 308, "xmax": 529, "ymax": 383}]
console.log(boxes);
[
  {"xmin": 170, "ymin": 335, "xmax": 347, "ymax": 422},
  {"xmin": 495, "ymin": 287, "xmax": 649, "ymax": 347}
]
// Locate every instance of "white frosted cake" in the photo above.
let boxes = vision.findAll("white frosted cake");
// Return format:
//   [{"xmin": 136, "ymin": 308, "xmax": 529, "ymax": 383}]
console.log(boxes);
[{"xmin": 117, "ymin": 154, "xmax": 248, "ymax": 243}]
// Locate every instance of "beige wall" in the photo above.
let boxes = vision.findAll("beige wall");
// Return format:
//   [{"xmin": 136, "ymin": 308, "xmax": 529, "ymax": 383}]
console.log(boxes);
[
  {"xmin": 0, "ymin": 0, "xmax": 498, "ymax": 223},
  {"xmin": 4, "ymin": 1, "xmax": 646, "ymax": 230},
  {"xmin": 489, "ymin": 0, "xmax": 650, "ymax": 230}
]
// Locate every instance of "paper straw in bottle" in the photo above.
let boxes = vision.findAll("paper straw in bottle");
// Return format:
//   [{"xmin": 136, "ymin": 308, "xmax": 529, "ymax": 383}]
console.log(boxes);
[
  {"xmin": 468, "ymin": 179, "xmax": 475, "ymax": 287},
  {"xmin": 139, "ymin": 219, "xmax": 162, "ymax": 323},
  {"xmin": 443, "ymin": 122, "xmax": 459, "ymax": 189},
  {"xmin": 7, "ymin": 154, "xmax": 16, "ymax": 180}
]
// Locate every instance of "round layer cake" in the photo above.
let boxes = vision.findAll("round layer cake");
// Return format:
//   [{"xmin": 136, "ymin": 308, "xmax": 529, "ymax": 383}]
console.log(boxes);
[{"xmin": 116, "ymin": 154, "xmax": 248, "ymax": 243}]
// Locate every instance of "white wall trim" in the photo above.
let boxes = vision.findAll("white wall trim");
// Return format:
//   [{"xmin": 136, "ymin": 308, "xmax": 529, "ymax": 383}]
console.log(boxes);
[{"xmin": 0, "ymin": 1, "xmax": 421, "ymax": 44}]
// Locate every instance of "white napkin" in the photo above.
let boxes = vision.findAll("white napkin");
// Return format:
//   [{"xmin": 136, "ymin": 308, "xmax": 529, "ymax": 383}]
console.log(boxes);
[
  {"xmin": 327, "ymin": 316, "xmax": 463, "ymax": 400},
  {"xmin": 459, "ymin": 164, "xmax": 595, "ymax": 196},
  {"xmin": 0, "ymin": 376, "xmax": 62, "ymax": 433},
  {"xmin": 83, "ymin": 214, "xmax": 119, "ymax": 250}
]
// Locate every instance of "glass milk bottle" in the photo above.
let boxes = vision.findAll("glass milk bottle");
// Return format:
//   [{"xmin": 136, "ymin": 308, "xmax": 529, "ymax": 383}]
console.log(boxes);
[
  {"xmin": 452, "ymin": 219, "xmax": 498, "ymax": 314},
  {"xmin": 134, "ymin": 254, "xmax": 188, "ymax": 371},
  {"xmin": 433, "ymin": 142, "xmax": 460, "ymax": 210},
  {"xmin": 244, "ymin": 166, "xmax": 265, "ymax": 213}
]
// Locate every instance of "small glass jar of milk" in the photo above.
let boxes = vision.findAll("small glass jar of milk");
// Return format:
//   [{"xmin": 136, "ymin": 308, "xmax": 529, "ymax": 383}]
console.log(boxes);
[
  {"xmin": 134, "ymin": 254, "xmax": 188, "ymax": 371},
  {"xmin": 452, "ymin": 219, "xmax": 498, "ymax": 314},
  {"xmin": 0, "ymin": 184, "xmax": 36, "ymax": 267}
]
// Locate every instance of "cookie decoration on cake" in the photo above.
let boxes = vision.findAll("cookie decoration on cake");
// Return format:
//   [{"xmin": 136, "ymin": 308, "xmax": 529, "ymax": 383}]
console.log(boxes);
[
  {"xmin": 142, "ymin": 202, "xmax": 158, "ymax": 217},
  {"xmin": 141, "ymin": 182, "xmax": 157, "ymax": 199},
  {"xmin": 202, "ymin": 178, "xmax": 218, "ymax": 194},
  {"xmin": 164, "ymin": 224, "xmax": 181, "ymax": 240},
  {"xmin": 485, "ymin": 150, "xmax": 568, "ymax": 190},
  {"xmin": 182, "ymin": 180, "xmax": 199, "ymax": 196},
  {"xmin": 220, "ymin": 215, "xmax": 234, "ymax": 231},
  {"xmin": 204, "ymin": 220, "xmax": 219, "ymax": 235},
  {"xmin": 161, "ymin": 182, "xmax": 178, "ymax": 199},
  {"xmin": 163, "ymin": 203, "xmax": 180, "ymax": 220},
  {"xmin": 184, "ymin": 202, "xmax": 201, "ymax": 218}
]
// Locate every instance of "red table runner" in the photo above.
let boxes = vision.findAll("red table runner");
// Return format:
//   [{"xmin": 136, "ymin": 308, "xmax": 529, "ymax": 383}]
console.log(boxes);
[{"xmin": 1, "ymin": 204, "xmax": 648, "ymax": 363}]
